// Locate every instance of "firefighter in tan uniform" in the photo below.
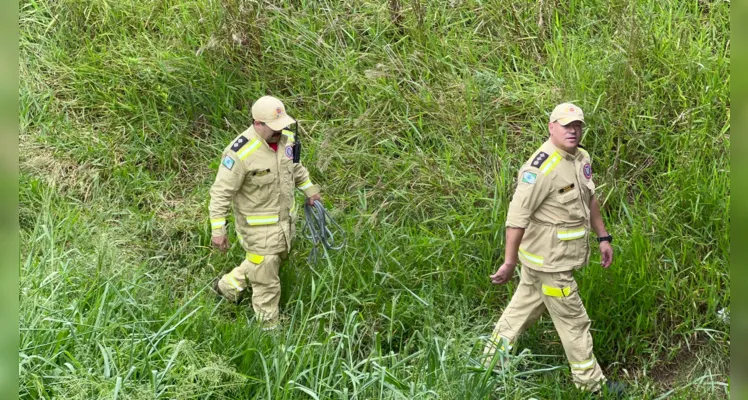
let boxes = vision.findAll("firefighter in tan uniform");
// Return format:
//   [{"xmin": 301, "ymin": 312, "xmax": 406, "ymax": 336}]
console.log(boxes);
[
  {"xmin": 208, "ymin": 95, "xmax": 321, "ymax": 331},
  {"xmin": 484, "ymin": 103, "xmax": 624, "ymax": 395}
]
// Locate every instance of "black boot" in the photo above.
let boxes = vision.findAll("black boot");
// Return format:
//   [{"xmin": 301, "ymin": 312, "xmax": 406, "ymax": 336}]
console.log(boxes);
[{"xmin": 599, "ymin": 380, "xmax": 626, "ymax": 397}]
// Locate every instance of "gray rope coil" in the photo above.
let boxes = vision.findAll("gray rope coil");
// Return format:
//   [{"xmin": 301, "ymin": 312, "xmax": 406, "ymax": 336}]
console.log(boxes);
[{"xmin": 302, "ymin": 200, "xmax": 346, "ymax": 264}]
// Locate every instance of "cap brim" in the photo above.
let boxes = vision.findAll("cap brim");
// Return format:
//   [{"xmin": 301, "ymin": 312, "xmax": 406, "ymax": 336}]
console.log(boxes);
[
  {"xmin": 266, "ymin": 115, "xmax": 296, "ymax": 131},
  {"xmin": 557, "ymin": 117, "xmax": 584, "ymax": 125}
]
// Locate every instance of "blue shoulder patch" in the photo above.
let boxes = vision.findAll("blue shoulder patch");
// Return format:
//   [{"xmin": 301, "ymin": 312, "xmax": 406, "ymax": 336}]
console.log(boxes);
[{"xmin": 222, "ymin": 155, "xmax": 235, "ymax": 170}]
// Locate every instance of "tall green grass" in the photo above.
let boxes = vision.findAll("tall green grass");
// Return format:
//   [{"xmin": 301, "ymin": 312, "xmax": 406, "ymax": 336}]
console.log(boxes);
[{"xmin": 19, "ymin": 0, "xmax": 729, "ymax": 398}]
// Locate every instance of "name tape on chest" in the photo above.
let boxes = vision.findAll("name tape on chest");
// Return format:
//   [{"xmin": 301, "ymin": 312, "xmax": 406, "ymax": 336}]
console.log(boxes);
[{"xmin": 558, "ymin": 183, "xmax": 575, "ymax": 194}]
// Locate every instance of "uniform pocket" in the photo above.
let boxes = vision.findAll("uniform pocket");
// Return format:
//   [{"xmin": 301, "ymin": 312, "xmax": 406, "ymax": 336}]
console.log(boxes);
[
  {"xmin": 239, "ymin": 211, "xmax": 280, "ymax": 250},
  {"xmin": 251, "ymin": 171, "xmax": 275, "ymax": 186},
  {"xmin": 557, "ymin": 188, "xmax": 584, "ymax": 219},
  {"xmin": 549, "ymin": 225, "xmax": 588, "ymax": 268}
]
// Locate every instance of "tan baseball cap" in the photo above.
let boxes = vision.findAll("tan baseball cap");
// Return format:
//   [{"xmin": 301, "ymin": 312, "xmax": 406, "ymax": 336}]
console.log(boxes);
[
  {"xmin": 251, "ymin": 96, "xmax": 296, "ymax": 130},
  {"xmin": 550, "ymin": 102, "xmax": 584, "ymax": 125}
]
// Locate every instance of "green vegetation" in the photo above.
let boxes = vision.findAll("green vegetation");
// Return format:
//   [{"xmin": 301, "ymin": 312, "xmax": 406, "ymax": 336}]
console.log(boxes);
[{"xmin": 19, "ymin": 0, "xmax": 729, "ymax": 398}]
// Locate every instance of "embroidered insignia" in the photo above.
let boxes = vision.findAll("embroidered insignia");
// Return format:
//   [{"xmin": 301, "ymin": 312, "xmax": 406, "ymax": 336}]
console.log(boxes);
[
  {"xmin": 276, "ymin": 107, "xmax": 283, "ymax": 117},
  {"xmin": 531, "ymin": 152, "xmax": 549, "ymax": 168},
  {"xmin": 522, "ymin": 171, "xmax": 537, "ymax": 184},
  {"xmin": 231, "ymin": 136, "xmax": 249, "ymax": 152},
  {"xmin": 583, "ymin": 163, "xmax": 592, "ymax": 179},
  {"xmin": 285, "ymin": 146, "xmax": 293, "ymax": 159},
  {"xmin": 222, "ymin": 155, "xmax": 235, "ymax": 170}
]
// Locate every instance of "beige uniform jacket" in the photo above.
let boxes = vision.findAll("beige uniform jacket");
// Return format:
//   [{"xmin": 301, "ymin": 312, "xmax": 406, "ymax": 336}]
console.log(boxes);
[
  {"xmin": 505, "ymin": 140, "xmax": 596, "ymax": 271},
  {"xmin": 209, "ymin": 126, "xmax": 320, "ymax": 255}
]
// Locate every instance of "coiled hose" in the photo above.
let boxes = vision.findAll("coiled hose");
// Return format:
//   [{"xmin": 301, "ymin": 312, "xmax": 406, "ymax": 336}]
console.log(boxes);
[{"xmin": 302, "ymin": 200, "xmax": 346, "ymax": 264}]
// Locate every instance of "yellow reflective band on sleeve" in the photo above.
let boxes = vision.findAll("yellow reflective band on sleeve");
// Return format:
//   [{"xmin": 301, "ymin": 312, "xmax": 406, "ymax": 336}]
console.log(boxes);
[
  {"xmin": 542, "ymin": 284, "xmax": 572, "ymax": 298},
  {"xmin": 519, "ymin": 248, "xmax": 544, "ymax": 266},
  {"xmin": 297, "ymin": 179, "xmax": 313, "ymax": 190},
  {"xmin": 290, "ymin": 202, "xmax": 297, "ymax": 215},
  {"xmin": 282, "ymin": 130, "xmax": 295, "ymax": 143},
  {"xmin": 226, "ymin": 275, "xmax": 244, "ymax": 291},
  {"xmin": 570, "ymin": 357, "xmax": 596, "ymax": 371},
  {"xmin": 238, "ymin": 139, "xmax": 261, "ymax": 160},
  {"xmin": 557, "ymin": 228, "xmax": 586, "ymax": 240},
  {"xmin": 540, "ymin": 152, "xmax": 562, "ymax": 175},
  {"xmin": 246, "ymin": 253, "xmax": 265, "ymax": 264},
  {"xmin": 210, "ymin": 218, "xmax": 226, "ymax": 229},
  {"xmin": 246, "ymin": 215, "xmax": 280, "ymax": 226}
]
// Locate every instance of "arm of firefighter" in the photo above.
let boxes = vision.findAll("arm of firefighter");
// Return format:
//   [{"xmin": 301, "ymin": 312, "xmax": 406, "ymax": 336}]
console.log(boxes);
[
  {"xmin": 293, "ymin": 162, "xmax": 321, "ymax": 198},
  {"xmin": 590, "ymin": 196, "xmax": 613, "ymax": 268},
  {"xmin": 505, "ymin": 166, "xmax": 551, "ymax": 229},
  {"xmin": 209, "ymin": 153, "xmax": 246, "ymax": 237}
]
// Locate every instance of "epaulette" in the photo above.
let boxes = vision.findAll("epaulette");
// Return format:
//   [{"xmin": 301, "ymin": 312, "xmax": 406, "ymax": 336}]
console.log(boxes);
[
  {"xmin": 530, "ymin": 151, "xmax": 549, "ymax": 168},
  {"xmin": 230, "ymin": 135, "xmax": 250, "ymax": 152}
]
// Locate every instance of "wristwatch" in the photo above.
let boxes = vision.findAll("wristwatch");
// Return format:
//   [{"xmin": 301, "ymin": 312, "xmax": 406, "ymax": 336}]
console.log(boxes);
[{"xmin": 597, "ymin": 235, "xmax": 613, "ymax": 243}]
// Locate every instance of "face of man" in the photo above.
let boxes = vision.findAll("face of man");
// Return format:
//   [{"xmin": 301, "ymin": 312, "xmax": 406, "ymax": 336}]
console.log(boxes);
[
  {"xmin": 548, "ymin": 120, "xmax": 583, "ymax": 153},
  {"xmin": 254, "ymin": 121, "xmax": 283, "ymax": 143}
]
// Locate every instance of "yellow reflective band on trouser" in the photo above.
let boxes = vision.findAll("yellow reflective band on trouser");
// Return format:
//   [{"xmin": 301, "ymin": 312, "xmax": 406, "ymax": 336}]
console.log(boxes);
[
  {"xmin": 246, "ymin": 215, "xmax": 280, "ymax": 225},
  {"xmin": 490, "ymin": 333, "xmax": 514, "ymax": 352},
  {"xmin": 540, "ymin": 152, "xmax": 562, "ymax": 175},
  {"xmin": 238, "ymin": 139, "xmax": 261, "ymax": 160},
  {"xmin": 226, "ymin": 275, "xmax": 244, "ymax": 292},
  {"xmin": 558, "ymin": 228, "xmax": 585, "ymax": 240},
  {"xmin": 210, "ymin": 218, "xmax": 226, "ymax": 229},
  {"xmin": 297, "ymin": 179, "xmax": 313, "ymax": 190},
  {"xmin": 570, "ymin": 356, "xmax": 597, "ymax": 371},
  {"xmin": 246, "ymin": 253, "xmax": 265, "ymax": 265},
  {"xmin": 542, "ymin": 284, "xmax": 572, "ymax": 298},
  {"xmin": 519, "ymin": 248, "xmax": 544, "ymax": 266}
]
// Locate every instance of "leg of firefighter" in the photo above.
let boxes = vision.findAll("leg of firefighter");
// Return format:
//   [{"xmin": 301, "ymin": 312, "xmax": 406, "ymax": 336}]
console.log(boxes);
[
  {"xmin": 483, "ymin": 265, "xmax": 546, "ymax": 368},
  {"xmin": 216, "ymin": 259, "xmax": 252, "ymax": 303},
  {"xmin": 246, "ymin": 254, "xmax": 282, "ymax": 331},
  {"xmin": 540, "ymin": 270, "xmax": 605, "ymax": 392}
]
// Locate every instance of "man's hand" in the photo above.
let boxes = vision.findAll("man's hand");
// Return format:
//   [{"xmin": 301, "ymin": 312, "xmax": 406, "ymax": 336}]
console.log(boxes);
[
  {"xmin": 600, "ymin": 241, "xmax": 613, "ymax": 268},
  {"xmin": 490, "ymin": 263, "xmax": 517, "ymax": 285},
  {"xmin": 212, "ymin": 235, "xmax": 229, "ymax": 252},
  {"xmin": 307, "ymin": 193, "xmax": 321, "ymax": 206}
]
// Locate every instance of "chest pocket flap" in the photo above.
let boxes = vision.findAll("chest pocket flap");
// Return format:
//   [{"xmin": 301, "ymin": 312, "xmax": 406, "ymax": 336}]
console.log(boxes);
[{"xmin": 251, "ymin": 169, "xmax": 275, "ymax": 185}]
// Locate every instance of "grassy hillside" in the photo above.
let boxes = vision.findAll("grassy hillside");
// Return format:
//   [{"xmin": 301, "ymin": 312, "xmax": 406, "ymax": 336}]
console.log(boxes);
[{"xmin": 19, "ymin": 0, "xmax": 729, "ymax": 398}]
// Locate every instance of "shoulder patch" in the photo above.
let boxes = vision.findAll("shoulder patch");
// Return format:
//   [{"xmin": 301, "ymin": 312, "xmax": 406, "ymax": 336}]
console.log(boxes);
[
  {"xmin": 230, "ymin": 136, "xmax": 249, "ymax": 152},
  {"xmin": 530, "ymin": 151, "xmax": 549, "ymax": 168},
  {"xmin": 522, "ymin": 171, "xmax": 537, "ymax": 184},
  {"xmin": 222, "ymin": 155, "xmax": 235, "ymax": 170}
]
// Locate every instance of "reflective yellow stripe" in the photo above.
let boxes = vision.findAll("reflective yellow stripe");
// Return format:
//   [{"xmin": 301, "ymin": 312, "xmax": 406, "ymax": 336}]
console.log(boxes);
[
  {"xmin": 246, "ymin": 215, "xmax": 279, "ymax": 225},
  {"xmin": 297, "ymin": 179, "xmax": 313, "ymax": 190},
  {"xmin": 238, "ymin": 139, "xmax": 261, "ymax": 160},
  {"xmin": 282, "ymin": 130, "xmax": 295, "ymax": 143},
  {"xmin": 519, "ymin": 248, "xmax": 544, "ymax": 266},
  {"xmin": 226, "ymin": 275, "xmax": 243, "ymax": 291},
  {"xmin": 542, "ymin": 284, "xmax": 572, "ymax": 298},
  {"xmin": 557, "ymin": 228, "xmax": 585, "ymax": 240},
  {"xmin": 210, "ymin": 218, "xmax": 226, "ymax": 229},
  {"xmin": 490, "ymin": 333, "xmax": 513, "ymax": 352},
  {"xmin": 540, "ymin": 152, "xmax": 562, "ymax": 175},
  {"xmin": 246, "ymin": 253, "xmax": 265, "ymax": 264},
  {"xmin": 290, "ymin": 202, "xmax": 297, "ymax": 214},
  {"xmin": 570, "ymin": 357, "xmax": 596, "ymax": 371}
]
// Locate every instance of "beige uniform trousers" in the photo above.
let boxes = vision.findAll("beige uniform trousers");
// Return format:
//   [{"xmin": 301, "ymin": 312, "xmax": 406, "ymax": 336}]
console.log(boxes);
[
  {"xmin": 217, "ymin": 253, "xmax": 285, "ymax": 328},
  {"xmin": 484, "ymin": 265, "xmax": 605, "ymax": 391}
]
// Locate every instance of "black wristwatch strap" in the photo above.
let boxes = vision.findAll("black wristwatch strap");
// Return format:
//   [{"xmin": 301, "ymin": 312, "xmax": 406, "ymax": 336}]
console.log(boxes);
[{"xmin": 597, "ymin": 235, "xmax": 613, "ymax": 243}]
